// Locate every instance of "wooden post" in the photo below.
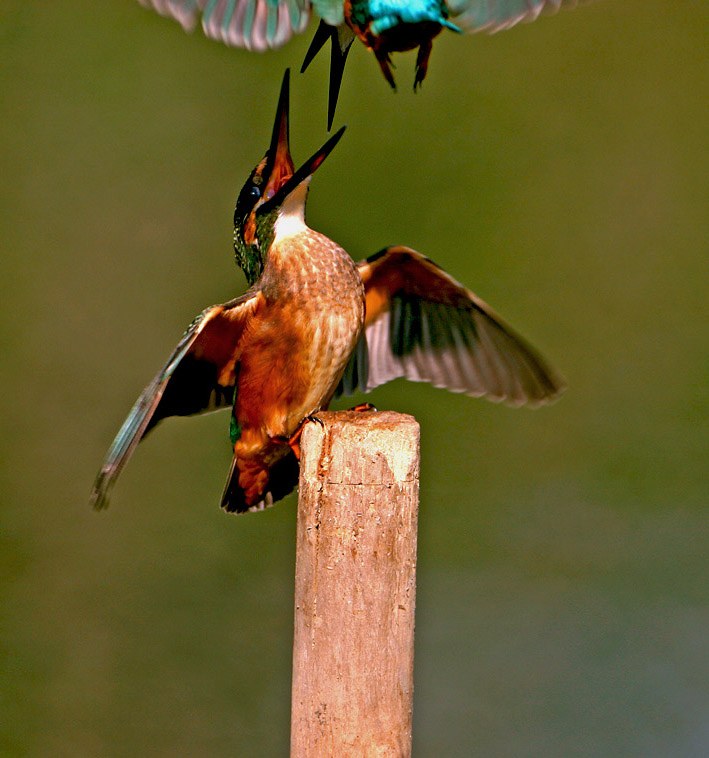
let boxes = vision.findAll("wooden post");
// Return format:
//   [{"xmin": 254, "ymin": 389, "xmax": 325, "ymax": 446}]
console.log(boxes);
[{"xmin": 291, "ymin": 411, "xmax": 420, "ymax": 758}]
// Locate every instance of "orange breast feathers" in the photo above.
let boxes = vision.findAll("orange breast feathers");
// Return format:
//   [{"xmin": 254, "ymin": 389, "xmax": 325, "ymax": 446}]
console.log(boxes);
[{"xmin": 234, "ymin": 300, "xmax": 319, "ymax": 439}]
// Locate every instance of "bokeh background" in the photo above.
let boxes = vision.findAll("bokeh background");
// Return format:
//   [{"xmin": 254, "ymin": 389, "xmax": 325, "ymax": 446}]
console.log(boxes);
[{"xmin": 2, "ymin": 1, "xmax": 707, "ymax": 755}]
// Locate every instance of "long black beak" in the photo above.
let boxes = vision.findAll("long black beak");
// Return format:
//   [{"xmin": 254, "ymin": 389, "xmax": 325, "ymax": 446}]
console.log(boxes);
[
  {"xmin": 260, "ymin": 126, "xmax": 346, "ymax": 215},
  {"xmin": 258, "ymin": 72, "xmax": 346, "ymax": 214},
  {"xmin": 262, "ymin": 69, "xmax": 295, "ymax": 201},
  {"xmin": 301, "ymin": 21, "xmax": 355, "ymax": 130}
]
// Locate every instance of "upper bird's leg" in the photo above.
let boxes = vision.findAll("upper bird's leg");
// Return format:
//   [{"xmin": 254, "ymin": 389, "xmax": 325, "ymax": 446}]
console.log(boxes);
[
  {"xmin": 374, "ymin": 49, "xmax": 397, "ymax": 90},
  {"xmin": 349, "ymin": 402, "xmax": 377, "ymax": 412},
  {"xmin": 414, "ymin": 39, "xmax": 434, "ymax": 90}
]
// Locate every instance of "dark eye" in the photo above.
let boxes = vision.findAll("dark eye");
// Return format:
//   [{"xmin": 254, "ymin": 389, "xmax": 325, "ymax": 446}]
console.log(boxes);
[{"xmin": 249, "ymin": 185, "xmax": 261, "ymax": 201}]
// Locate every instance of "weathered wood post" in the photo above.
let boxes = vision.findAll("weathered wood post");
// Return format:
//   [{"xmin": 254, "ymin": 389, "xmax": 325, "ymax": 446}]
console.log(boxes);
[{"xmin": 290, "ymin": 410, "xmax": 420, "ymax": 758}]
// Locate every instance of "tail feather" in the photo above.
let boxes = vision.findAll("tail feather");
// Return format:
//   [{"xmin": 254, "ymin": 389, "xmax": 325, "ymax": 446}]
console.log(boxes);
[{"xmin": 220, "ymin": 447, "xmax": 300, "ymax": 514}]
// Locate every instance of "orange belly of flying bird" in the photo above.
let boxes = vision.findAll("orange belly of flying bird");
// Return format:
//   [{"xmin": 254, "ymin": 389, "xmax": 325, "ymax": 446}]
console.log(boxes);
[
  {"xmin": 348, "ymin": 17, "xmax": 443, "ymax": 56},
  {"xmin": 232, "ymin": 229, "xmax": 365, "ymax": 505}
]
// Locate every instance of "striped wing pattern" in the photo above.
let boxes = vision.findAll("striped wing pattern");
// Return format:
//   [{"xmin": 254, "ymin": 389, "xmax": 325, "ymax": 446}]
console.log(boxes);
[
  {"xmin": 446, "ymin": 0, "xmax": 578, "ymax": 34},
  {"xmin": 137, "ymin": 0, "xmax": 311, "ymax": 50},
  {"xmin": 137, "ymin": 0, "xmax": 581, "ymax": 48},
  {"xmin": 338, "ymin": 246, "xmax": 565, "ymax": 407},
  {"xmin": 90, "ymin": 291, "xmax": 262, "ymax": 510}
]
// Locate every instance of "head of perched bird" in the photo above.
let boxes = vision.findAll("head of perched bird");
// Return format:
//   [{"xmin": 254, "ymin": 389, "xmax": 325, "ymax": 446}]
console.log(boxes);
[{"xmin": 233, "ymin": 70, "xmax": 345, "ymax": 286}]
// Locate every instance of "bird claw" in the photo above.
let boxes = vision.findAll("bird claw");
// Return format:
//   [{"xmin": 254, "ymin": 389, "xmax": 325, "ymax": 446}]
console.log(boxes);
[
  {"xmin": 376, "ymin": 52, "xmax": 397, "ymax": 90},
  {"xmin": 414, "ymin": 41, "xmax": 432, "ymax": 91},
  {"xmin": 273, "ymin": 414, "xmax": 324, "ymax": 460},
  {"xmin": 349, "ymin": 403, "xmax": 377, "ymax": 412}
]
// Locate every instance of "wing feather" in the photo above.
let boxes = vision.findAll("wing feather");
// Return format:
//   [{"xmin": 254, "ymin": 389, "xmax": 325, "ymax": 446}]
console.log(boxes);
[
  {"xmin": 446, "ymin": 0, "xmax": 578, "ymax": 34},
  {"xmin": 90, "ymin": 291, "xmax": 263, "ymax": 510},
  {"xmin": 309, "ymin": 0, "xmax": 345, "ymax": 26},
  {"xmin": 336, "ymin": 246, "xmax": 564, "ymax": 407},
  {"xmin": 137, "ymin": 0, "xmax": 311, "ymax": 50}
]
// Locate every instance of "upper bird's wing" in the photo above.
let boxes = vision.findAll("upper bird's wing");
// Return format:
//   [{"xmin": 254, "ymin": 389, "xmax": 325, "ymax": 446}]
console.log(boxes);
[
  {"xmin": 137, "ymin": 0, "xmax": 311, "ymax": 51},
  {"xmin": 337, "ymin": 246, "xmax": 565, "ymax": 406},
  {"xmin": 309, "ymin": 0, "xmax": 345, "ymax": 26},
  {"xmin": 445, "ymin": 0, "xmax": 579, "ymax": 33},
  {"xmin": 90, "ymin": 290, "xmax": 264, "ymax": 510}
]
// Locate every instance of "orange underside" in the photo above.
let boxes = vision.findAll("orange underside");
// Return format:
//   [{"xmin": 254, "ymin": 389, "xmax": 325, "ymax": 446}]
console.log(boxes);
[
  {"xmin": 230, "ymin": 300, "xmax": 325, "ymax": 507},
  {"xmin": 234, "ymin": 429, "xmax": 292, "ymax": 506},
  {"xmin": 344, "ymin": 6, "xmax": 442, "ymax": 55}
]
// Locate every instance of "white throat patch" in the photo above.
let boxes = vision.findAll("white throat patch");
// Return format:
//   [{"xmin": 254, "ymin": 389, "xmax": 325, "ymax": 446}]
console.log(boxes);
[{"xmin": 273, "ymin": 179, "xmax": 310, "ymax": 241}]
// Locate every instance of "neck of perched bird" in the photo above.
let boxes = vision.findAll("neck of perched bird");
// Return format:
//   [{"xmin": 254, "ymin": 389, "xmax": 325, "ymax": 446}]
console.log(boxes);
[
  {"xmin": 233, "ymin": 224, "xmax": 265, "ymax": 286},
  {"xmin": 270, "ymin": 179, "xmax": 310, "ymax": 242},
  {"xmin": 233, "ymin": 179, "xmax": 310, "ymax": 287}
]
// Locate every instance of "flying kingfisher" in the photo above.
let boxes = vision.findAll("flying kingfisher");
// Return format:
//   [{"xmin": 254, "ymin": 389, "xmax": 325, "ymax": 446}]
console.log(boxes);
[
  {"xmin": 90, "ymin": 70, "xmax": 564, "ymax": 514},
  {"xmin": 137, "ymin": 0, "xmax": 584, "ymax": 127}
]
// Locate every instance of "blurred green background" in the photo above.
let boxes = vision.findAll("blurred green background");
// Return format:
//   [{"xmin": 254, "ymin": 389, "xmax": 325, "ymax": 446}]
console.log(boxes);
[{"xmin": 2, "ymin": 1, "xmax": 707, "ymax": 755}]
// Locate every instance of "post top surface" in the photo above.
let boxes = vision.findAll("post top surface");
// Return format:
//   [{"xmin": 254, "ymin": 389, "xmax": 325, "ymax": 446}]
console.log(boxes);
[
  {"xmin": 299, "ymin": 411, "xmax": 420, "ymax": 485},
  {"xmin": 308, "ymin": 410, "xmax": 419, "ymax": 432}
]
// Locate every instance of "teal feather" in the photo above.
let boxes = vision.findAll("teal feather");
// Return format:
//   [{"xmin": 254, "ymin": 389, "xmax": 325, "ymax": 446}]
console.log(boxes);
[
  {"xmin": 348, "ymin": 0, "xmax": 460, "ymax": 36},
  {"xmin": 242, "ymin": 0, "xmax": 256, "ymax": 49},
  {"xmin": 89, "ymin": 292, "xmax": 258, "ymax": 510},
  {"xmin": 446, "ymin": 0, "xmax": 573, "ymax": 34},
  {"xmin": 287, "ymin": 0, "xmax": 304, "ymax": 28},
  {"xmin": 201, "ymin": 0, "xmax": 220, "ymax": 28},
  {"xmin": 136, "ymin": 0, "xmax": 583, "ymax": 125},
  {"xmin": 310, "ymin": 0, "xmax": 345, "ymax": 26},
  {"xmin": 89, "ymin": 307, "xmax": 212, "ymax": 510},
  {"xmin": 138, "ymin": 0, "xmax": 311, "ymax": 50},
  {"xmin": 138, "ymin": 0, "xmax": 578, "ymax": 49},
  {"xmin": 229, "ymin": 415, "xmax": 242, "ymax": 445},
  {"xmin": 220, "ymin": 0, "xmax": 239, "ymax": 35},
  {"xmin": 266, "ymin": 2, "xmax": 279, "ymax": 46}
]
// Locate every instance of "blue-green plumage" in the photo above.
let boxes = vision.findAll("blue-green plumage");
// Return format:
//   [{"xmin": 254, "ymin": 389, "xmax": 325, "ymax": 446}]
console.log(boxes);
[
  {"xmin": 342, "ymin": 0, "xmax": 464, "ymax": 92},
  {"xmin": 137, "ymin": 0, "xmax": 585, "ymax": 125},
  {"xmin": 230, "ymin": 415, "xmax": 242, "ymax": 445},
  {"xmin": 348, "ymin": 0, "xmax": 460, "ymax": 36}
]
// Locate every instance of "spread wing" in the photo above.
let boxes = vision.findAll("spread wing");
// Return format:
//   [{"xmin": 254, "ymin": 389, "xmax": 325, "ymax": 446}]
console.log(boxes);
[
  {"xmin": 337, "ymin": 246, "xmax": 565, "ymax": 407},
  {"xmin": 137, "ymin": 0, "xmax": 311, "ymax": 51},
  {"xmin": 90, "ymin": 291, "xmax": 263, "ymax": 510},
  {"xmin": 446, "ymin": 0, "xmax": 580, "ymax": 33},
  {"xmin": 309, "ymin": 0, "xmax": 345, "ymax": 26}
]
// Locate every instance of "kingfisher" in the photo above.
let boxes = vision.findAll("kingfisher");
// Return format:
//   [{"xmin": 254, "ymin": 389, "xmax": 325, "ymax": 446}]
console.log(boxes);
[
  {"xmin": 90, "ymin": 70, "xmax": 564, "ymax": 514},
  {"xmin": 137, "ymin": 0, "xmax": 584, "ymax": 127}
]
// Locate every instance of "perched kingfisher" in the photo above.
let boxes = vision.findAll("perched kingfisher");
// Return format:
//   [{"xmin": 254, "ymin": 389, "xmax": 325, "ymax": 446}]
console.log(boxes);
[
  {"xmin": 137, "ymin": 0, "xmax": 583, "ymax": 127},
  {"xmin": 90, "ymin": 70, "xmax": 564, "ymax": 514}
]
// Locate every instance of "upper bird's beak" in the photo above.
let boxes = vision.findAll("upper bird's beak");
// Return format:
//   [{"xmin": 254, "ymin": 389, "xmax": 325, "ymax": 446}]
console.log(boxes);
[{"xmin": 259, "ymin": 70, "xmax": 346, "ymax": 214}]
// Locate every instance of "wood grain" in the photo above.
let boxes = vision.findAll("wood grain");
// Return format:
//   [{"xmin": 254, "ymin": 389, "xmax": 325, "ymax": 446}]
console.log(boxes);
[{"xmin": 291, "ymin": 411, "xmax": 420, "ymax": 758}]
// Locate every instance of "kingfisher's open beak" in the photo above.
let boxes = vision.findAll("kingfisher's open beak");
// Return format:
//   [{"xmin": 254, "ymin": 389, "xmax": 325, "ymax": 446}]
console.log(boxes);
[
  {"xmin": 259, "ymin": 72, "xmax": 346, "ymax": 215},
  {"xmin": 262, "ymin": 70, "xmax": 295, "ymax": 202}
]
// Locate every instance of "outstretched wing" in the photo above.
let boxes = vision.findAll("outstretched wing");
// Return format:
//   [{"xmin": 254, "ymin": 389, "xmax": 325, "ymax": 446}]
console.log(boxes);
[
  {"xmin": 137, "ymin": 0, "xmax": 311, "ymax": 51},
  {"xmin": 338, "ymin": 246, "xmax": 565, "ymax": 407},
  {"xmin": 90, "ymin": 290, "xmax": 264, "ymax": 510},
  {"xmin": 446, "ymin": 0, "xmax": 579, "ymax": 34},
  {"xmin": 309, "ymin": 0, "xmax": 345, "ymax": 26}
]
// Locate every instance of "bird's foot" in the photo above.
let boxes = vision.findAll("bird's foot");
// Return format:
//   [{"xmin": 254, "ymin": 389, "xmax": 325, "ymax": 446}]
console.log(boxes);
[
  {"xmin": 376, "ymin": 51, "xmax": 397, "ymax": 91},
  {"xmin": 273, "ymin": 414, "xmax": 324, "ymax": 460},
  {"xmin": 414, "ymin": 41, "xmax": 432, "ymax": 91},
  {"xmin": 349, "ymin": 403, "xmax": 377, "ymax": 412},
  {"xmin": 305, "ymin": 413, "xmax": 325, "ymax": 428}
]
